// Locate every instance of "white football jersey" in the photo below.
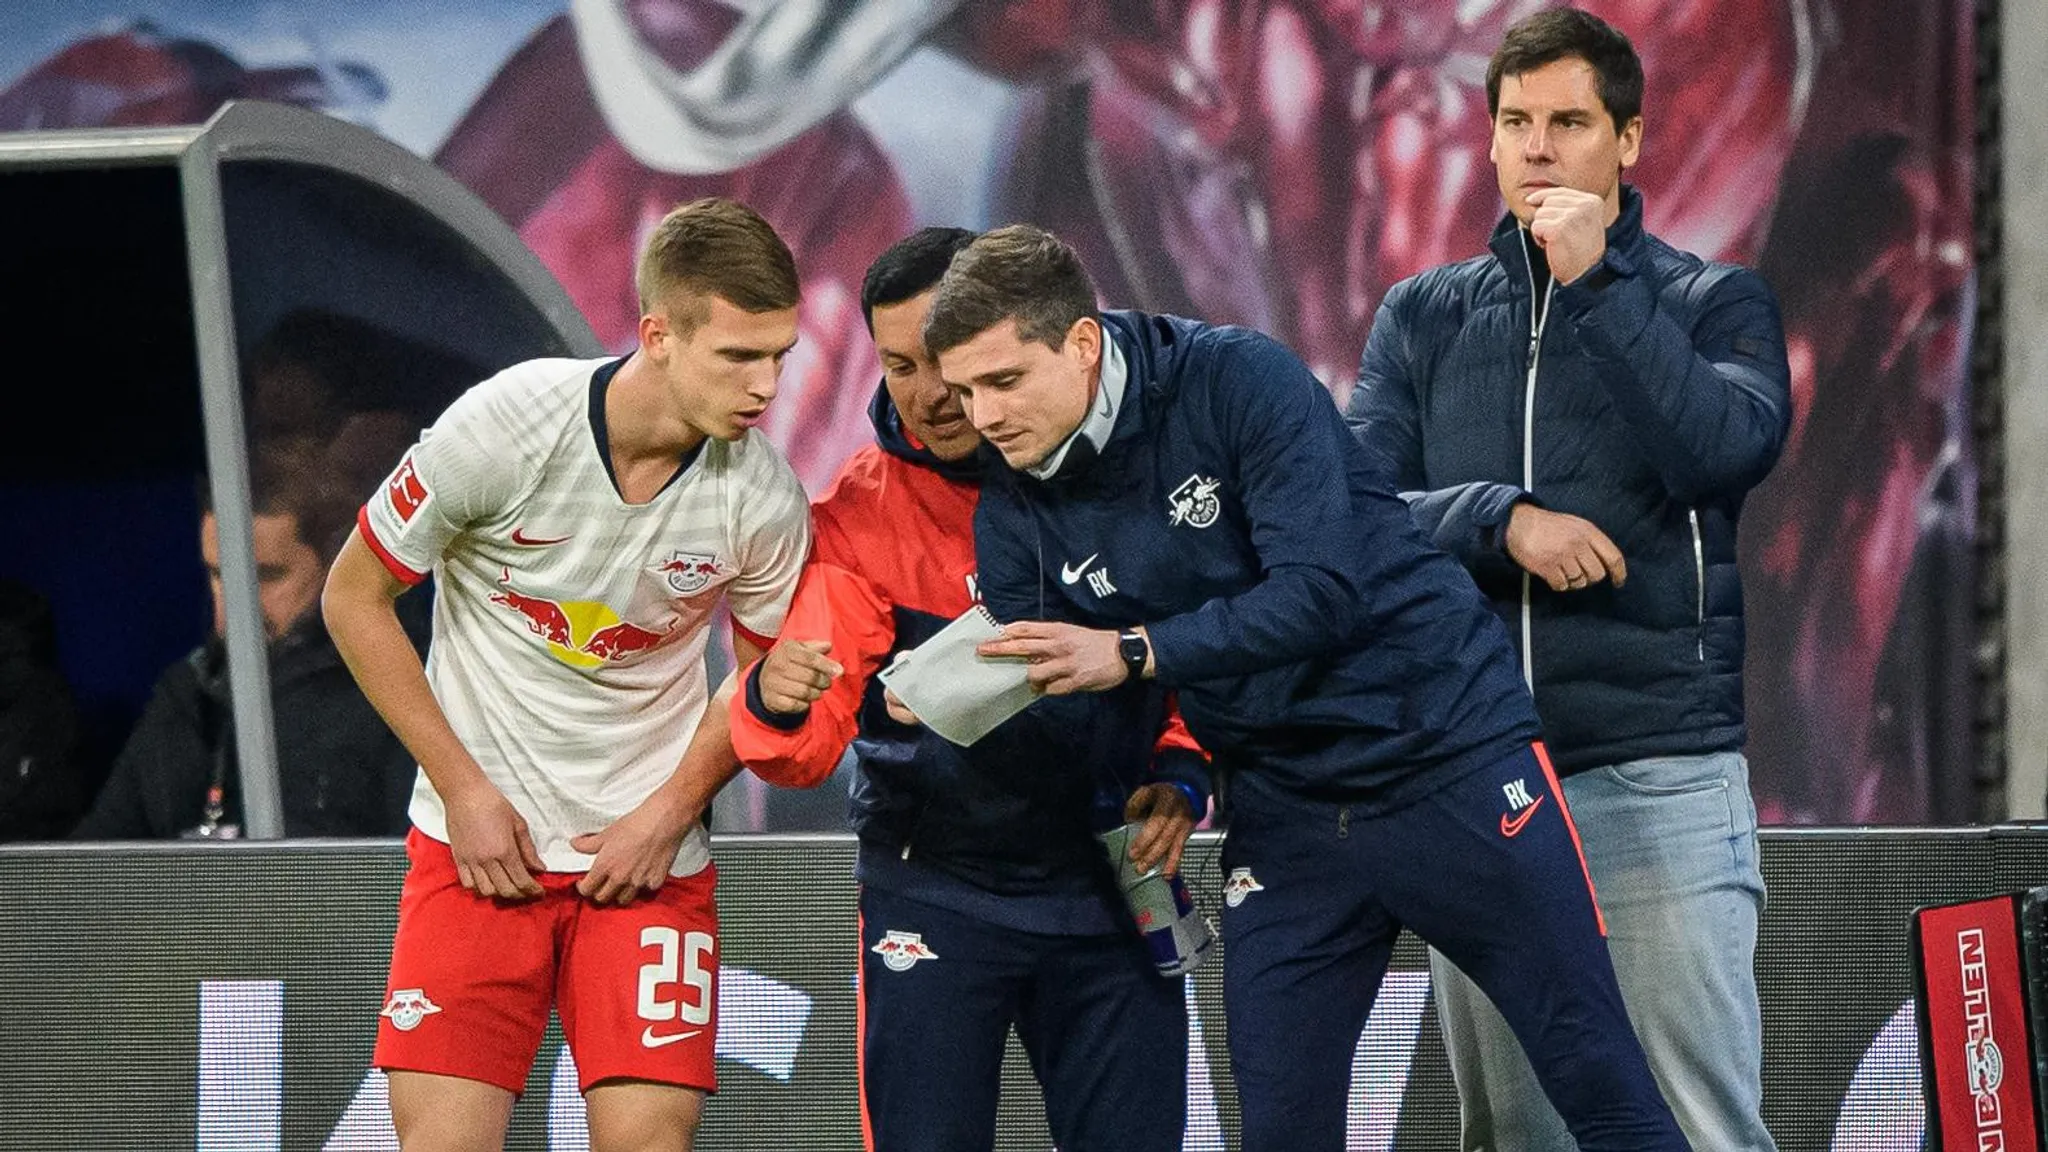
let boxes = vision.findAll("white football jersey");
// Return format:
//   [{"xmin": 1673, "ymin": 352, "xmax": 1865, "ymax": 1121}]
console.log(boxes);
[{"xmin": 359, "ymin": 356, "xmax": 809, "ymax": 875}]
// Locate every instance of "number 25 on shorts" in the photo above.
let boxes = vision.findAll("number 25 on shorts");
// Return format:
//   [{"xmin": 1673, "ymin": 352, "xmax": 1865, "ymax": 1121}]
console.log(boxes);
[{"xmin": 638, "ymin": 926, "xmax": 713, "ymax": 1046}]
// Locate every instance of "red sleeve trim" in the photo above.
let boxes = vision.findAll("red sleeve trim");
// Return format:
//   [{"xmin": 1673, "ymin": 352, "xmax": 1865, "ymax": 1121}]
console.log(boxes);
[
  {"xmin": 1151, "ymin": 694, "xmax": 1207, "ymax": 756},
  {"xmin": 732, "ymin": 617, "xmax": 776, "ymax": 653},
  {"xmin": 357, "ymin": 506, "xmax": 427, "ymax": 586}
]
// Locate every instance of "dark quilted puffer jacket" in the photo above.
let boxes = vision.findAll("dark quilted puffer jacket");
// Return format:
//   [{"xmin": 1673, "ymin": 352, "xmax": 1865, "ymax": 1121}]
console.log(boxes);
[{"xmin": 1347, "ymin": 185, "xmax": 1791, "ymax": 774}]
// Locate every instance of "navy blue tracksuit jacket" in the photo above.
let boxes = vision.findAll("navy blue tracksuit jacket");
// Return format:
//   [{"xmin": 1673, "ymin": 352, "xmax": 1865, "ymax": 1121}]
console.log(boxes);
[
  {"xmin": 972, "ymin": 310, "xmax": 1688, "ymax": 1152},
  {"xmin": 974, "ymin": 309, "xmax": 1539, "ymax": 806}
]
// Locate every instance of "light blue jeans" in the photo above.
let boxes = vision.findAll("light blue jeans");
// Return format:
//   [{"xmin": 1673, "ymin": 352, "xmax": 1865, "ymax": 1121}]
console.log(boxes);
[{"xmin": 1429, "ymin": 750, "xmax": 1777, "ymax": 1151}]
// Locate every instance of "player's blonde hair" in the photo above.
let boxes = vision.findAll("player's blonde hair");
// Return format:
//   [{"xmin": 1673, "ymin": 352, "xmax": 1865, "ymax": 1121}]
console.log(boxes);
[{"xmin": 635, "ymin": 197, "xmax": 800, "ymax": 337}]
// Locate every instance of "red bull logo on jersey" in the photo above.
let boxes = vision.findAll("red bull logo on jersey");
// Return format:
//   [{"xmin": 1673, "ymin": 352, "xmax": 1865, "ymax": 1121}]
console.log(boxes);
[
  {"xmin": 380, "ymin": 988, "xmax": 441, "ymax": 1032},
  {"xmin": 871, "ymin": 930, "xmax": 939, "ymax": 972},
  {"xmin": 658, "ymin": 551, "xmax": 722, "ymax": 595},
  {"xmin": 583, "ymin": 618, "xmax": 672, "ymax": 660},
  {"xmin": 490, "ymin": 568, "xmax": 575, "ymax": 647},
  {"xmin": 488, "ymin": 568, "xmax": 679, "ymax": 668}
]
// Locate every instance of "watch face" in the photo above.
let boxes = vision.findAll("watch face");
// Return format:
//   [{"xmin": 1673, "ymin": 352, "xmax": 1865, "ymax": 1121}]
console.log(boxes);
[{"xmin": 1120, "ymin": 632, "xmax": 1148, "ymax": 670}]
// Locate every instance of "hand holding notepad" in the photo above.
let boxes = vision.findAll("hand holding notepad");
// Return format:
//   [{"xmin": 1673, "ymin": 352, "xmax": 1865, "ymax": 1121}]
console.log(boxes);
[{"xmin": 876, "ymin": 606, "xmax": 1038, "ymax": 746}]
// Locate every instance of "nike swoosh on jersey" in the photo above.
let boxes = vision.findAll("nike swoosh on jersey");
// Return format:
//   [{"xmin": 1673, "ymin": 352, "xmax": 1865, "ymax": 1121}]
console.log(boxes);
[
  {"xmin": 1499, "ymin": 795, "xmax": 1546, "ymax": 838},
  {"xmin": 511, "ymin": 528, "xmax": 572, "ymax": 546},
  {"xmin": 641, "ymin": 1026, "xmax": 703, "ymax": 1048},
  {"xmin": 1060, "ymin": 554, "xmax": 1098, "ymax": 584}
]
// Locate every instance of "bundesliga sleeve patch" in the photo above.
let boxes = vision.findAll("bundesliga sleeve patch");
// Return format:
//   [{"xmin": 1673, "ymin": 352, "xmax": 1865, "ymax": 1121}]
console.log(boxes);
[{"xmin": 387, "ymin": 453, "xmax": 430, "ymax": 523}]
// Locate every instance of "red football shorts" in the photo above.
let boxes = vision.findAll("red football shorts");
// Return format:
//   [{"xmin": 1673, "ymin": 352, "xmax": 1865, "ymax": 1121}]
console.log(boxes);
[{"xmin": 373, "ymin": 828, "xmax": 719, "ymax": 1095}]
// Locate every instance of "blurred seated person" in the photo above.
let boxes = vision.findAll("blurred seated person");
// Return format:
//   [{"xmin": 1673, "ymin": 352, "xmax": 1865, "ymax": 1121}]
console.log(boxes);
[
  {"xmin": 242, "ymin": 307, "xmax": 484, "ymax": 446},
  {"xmin": 0, "ymin": 579, "xmax": 85, "ymax": 841},
  {"xmin": 73, "ymin": 443, "xmax": 420, "ymax": 839}
]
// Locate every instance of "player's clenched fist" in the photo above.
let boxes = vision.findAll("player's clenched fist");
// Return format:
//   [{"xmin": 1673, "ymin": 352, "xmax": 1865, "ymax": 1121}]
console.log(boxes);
[
  {"xmin": 758, "ymin": 638, "xmax": 842, "ymax": 714},
  {"xmin": 1504, "ymin": 502, "xmax": 1629, "ymax": 593}
]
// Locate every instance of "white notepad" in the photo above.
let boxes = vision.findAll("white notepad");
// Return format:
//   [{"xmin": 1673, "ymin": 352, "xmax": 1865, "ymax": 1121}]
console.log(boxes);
[{"xmin": 876, "ymin": 606, "xmax": 1039, "ymax": 746}]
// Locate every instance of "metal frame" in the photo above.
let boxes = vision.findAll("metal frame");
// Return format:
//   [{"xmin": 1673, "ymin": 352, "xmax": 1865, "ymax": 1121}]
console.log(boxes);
[
  {"xmin": 0, "ymin": 101, "xmax": 601, "ymax": 836},
  {"xmin": 2001, "ymin": 0, "xmax": 2048, "ymax": 819}
]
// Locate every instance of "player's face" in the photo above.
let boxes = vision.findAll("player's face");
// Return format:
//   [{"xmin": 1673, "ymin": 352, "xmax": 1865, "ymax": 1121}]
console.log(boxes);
[
  {"xmin": 1492, "ymin": 56, "xmax": 1641, "ymax": 226},
  {"xmin": 937, "ymin": 316, "xmax": 1099, "ymax": 472},
  {"xmin": 658, "ymin": 295, "xmax": 799, "ymax": 442},
  {"xmin": 201, "ymin": 510, "xmax": 325, "ymax": 642},
  {"xmin": 872, "ymin": 291, "xmax": 980, "ymax": 462}
]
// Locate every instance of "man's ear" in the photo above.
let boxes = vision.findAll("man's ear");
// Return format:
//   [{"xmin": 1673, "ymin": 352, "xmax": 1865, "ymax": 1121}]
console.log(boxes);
[
  {"xmin": 1068, "ymin": 315, "xmax": 1102, "ymax": 371},
  {"xmin": 1618, "ymin": 115, "xmax": 1643, "ymax": 170},
  {"xmin": 637, "ymin": 310, "xmax": 669, "ymax": 359}
]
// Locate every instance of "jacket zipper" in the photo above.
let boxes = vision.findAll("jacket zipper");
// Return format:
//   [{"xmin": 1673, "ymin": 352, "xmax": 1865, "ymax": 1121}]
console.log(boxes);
[
  {"xmin": 1519, "ymin": 258, "xmax": 1555, "ymax": 691},
  {"xmin": 1689, "ymin": 507, "xmax": 1706, "ymax": 661}
]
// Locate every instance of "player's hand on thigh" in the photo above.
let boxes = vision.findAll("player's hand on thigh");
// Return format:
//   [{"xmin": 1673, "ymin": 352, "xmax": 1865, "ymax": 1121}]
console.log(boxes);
[
  {"xmin": 1125, "ymin": 782, "xmax": 1197, "ymax": 876},
  {"xmin": 758, "ymin": 639, "xmax": 841, "ymax": 714},
  {"xmin": 571, "ymin": 794, "xmax": 695, "ymax": 906},
  {"xmin": 443, "ymin": 783, "xmax": 546, "ymax": 900}
]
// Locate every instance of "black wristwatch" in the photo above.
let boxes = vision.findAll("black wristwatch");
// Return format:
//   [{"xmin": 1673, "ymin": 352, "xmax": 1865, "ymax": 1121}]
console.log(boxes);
[{"xmin": 1117, "ymin": 628, "xmax": 1150, "ymax": 680}]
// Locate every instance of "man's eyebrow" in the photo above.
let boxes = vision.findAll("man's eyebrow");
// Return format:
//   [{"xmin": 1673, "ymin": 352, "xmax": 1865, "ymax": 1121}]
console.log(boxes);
[{"xmin": 714, "ymin": 337, "xmax": 801, "ymax": 358}]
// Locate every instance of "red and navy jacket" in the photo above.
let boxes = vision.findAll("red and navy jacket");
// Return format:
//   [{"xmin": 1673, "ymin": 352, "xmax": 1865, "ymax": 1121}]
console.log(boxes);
[{"xmin": 730, "ymin": 385, "xmax": 1210, "ymax": 936}]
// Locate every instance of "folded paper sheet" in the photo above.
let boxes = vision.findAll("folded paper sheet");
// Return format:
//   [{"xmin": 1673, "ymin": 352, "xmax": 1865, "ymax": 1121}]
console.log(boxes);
[{"xmin": 876, "ymin": 606, "xmax": 1039, "ymax": 746}]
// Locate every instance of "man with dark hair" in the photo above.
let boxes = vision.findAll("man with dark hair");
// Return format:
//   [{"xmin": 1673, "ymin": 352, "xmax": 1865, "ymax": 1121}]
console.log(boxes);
[
  {"xmin": 728, "ymin": 226, "xmax": 1204, "ymax": 1152},
  {"xmin": 1348, "ymin": 8, "xmax": 1787, "ymax": 1151},
  {"xmin": 74, "ymin": 443, "xmax": 415, "ymax": 839},
  {"xmin": 924, "ymin": 223, "xmax": 1688, "ymax": 1151},
  {"xmin": 323, "ymin": 196, "xmax": 810, "ymax": 1150}
]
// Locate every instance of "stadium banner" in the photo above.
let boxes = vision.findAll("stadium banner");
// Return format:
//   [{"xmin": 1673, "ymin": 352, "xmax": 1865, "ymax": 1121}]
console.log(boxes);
[
  {"xmin": 3, "ymin": 828, "xmax": 2045, "ymax": 1150},
  {"xmin": 0, "ymin": 0, "xmax": 1979, "ymax": 825}
]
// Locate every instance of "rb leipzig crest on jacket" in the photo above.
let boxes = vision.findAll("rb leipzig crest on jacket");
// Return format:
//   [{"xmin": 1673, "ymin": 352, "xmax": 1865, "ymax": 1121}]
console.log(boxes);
[{"xmin": 1168, "ymin": 473, "xmax": 1222, "ymax": 528}]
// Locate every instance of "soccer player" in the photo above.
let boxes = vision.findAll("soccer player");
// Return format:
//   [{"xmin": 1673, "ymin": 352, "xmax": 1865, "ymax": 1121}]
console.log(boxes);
[
  {"xmin": 727, "ymin": 227, "xmax": 1205, "ymax": 1152},
  {"xmin": 924, "ymin": 224, "xmax": 1688, "ymax": 1151},
  {"xmin": 322, "ymin": 197, "xmax": 810, "ymax": 1151}
]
